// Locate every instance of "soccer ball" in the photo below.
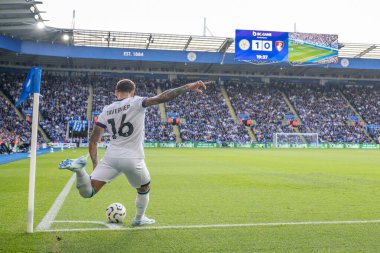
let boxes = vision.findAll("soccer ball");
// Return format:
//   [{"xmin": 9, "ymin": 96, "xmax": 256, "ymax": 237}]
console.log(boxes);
[{"xmin": 106, "ymin": 203, "xmax": 126, "ymax": 223}]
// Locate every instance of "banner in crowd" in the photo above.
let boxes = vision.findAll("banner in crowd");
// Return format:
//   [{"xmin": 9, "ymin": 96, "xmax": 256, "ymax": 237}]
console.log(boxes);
[
  {"xmin": 69, "ymin": 120, "xmax": 88, "ymax": 132},
  {"xmin": 52, "ymin": 143, "xmax": 77, "ymax": 148}
]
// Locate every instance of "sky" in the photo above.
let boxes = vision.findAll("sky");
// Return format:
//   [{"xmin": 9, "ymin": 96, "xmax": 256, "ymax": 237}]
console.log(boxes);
[{"xmin": 42, "ymin": 0, "xmax": 380, "ymax": 44}]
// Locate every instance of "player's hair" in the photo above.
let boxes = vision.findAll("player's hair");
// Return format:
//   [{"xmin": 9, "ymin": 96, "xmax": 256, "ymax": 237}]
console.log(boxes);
[{"xmin": 116, "ymin": 79, "xmax": 136, "ymax": 93}]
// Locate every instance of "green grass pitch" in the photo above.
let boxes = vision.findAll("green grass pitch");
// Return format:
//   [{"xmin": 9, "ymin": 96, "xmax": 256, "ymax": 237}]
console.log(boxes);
[
  {"xmin": 288, "ymin": 41, "xmax": 336, "ymax": 63},
  {"xmin": 1, "ymin": 148, "xmax": 380, "ymax": 252}
]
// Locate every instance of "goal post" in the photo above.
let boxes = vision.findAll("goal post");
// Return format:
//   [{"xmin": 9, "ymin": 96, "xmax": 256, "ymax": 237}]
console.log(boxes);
[{"xmin": 273, "ymin": 133, "xmax": 319, "ymax": 148}]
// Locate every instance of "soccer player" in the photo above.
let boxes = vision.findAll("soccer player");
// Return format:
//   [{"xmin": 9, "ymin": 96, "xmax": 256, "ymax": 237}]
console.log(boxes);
[{"xmin": 59, "ymin": 79, "xmax": 208, "ymax": 226}]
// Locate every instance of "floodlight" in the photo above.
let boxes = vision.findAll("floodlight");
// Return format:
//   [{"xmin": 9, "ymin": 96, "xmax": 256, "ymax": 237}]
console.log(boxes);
[
  {"xmin": 37, "ymin": 22, "xmax": 45, "ymax": 29},
  {"xmin": 62, "ymin": 34, "xmax": 70, "ymax": 41}
]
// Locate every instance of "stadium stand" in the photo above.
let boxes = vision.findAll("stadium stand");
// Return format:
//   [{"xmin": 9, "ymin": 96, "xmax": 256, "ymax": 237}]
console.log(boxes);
[
  {"xmin": 342, "ymin": 85, "xmax": 380, "ymax": 143},
  {"xmin": 0, "ymin": 72, "xmax": 47, "ymax": 152},
  {"xmin": 0, "ymin": 94, "xmax": 34, "ymax": 153},
  {"xmin": 39, "ymin": 74, "xmax": 89, "ymax": 141},
  {"xmin": 285, "ymin": 83, "xmax": 372, "ymax": 143},
  {"xmin": 225, "ymin": 81, "xmax": 293, "ymax": 143},
  {"xmin": 0, "ymin": 69, "xmax": 379, "ymax": 146},
  {"xmin": 164, "ymin": 80, "xmax": 250, "ymax": 143},
  {"xmin": 1, "ymin": 72, "xmax": 89, "ymax": 142},
  {"xmin": 342, "ymin": 85, "xmax": 380, "ymax": 125}
]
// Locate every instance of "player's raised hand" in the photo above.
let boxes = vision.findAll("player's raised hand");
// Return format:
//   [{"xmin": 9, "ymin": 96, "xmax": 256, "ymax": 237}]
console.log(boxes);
[
  {"xmin": 186, "ymin": 80, "xmax": 212, "ymax": 94},
  {"xmin": 143, "ymin": 80, "xmax": 215, "ymax": 107}
]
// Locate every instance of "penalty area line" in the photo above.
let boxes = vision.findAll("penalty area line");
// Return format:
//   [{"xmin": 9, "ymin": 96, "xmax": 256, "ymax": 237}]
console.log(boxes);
[{"xmin": 37, "ymin": 219, "xmax": 380, "ymax": 233}]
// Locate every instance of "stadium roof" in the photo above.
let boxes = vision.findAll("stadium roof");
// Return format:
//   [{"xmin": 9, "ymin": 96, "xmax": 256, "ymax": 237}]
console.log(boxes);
[
  {"xmin": 0, "ymin": 0, "xmax": 380, "ymax": 60},
  {"xmin": 72, "ymin": 29, "xmax": 235, "ymax": 53}
]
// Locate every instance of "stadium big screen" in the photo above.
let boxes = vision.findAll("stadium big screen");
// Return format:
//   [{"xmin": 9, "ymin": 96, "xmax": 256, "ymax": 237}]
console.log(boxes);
[{"xmin": 235, "ymin": 29, "xmax": 338, "ymax": 64}]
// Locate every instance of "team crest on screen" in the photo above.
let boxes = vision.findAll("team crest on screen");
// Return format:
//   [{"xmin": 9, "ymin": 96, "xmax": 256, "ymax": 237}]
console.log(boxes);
[
  {"xmin": 275, "ymin": 41, "xmax": 284, "ymax": 52},
  {"xmin": 239, "ymin": 39, "xmax": 250, "ymax": 51}
]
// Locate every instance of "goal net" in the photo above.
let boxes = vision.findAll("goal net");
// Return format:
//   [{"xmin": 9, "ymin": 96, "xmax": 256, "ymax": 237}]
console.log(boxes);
[{"xmin": 273, "ymin": 133, "xmax": 319, "ymax": 148}]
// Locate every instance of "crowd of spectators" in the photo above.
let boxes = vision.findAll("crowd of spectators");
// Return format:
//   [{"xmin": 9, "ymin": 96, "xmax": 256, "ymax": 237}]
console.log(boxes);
[
  {"xmin": 1, "ymin": 72, "xmax": 89, "ymax": 142},
  {"xmin": 342, "ymin": 85, "xmax": 380, "ymax": 142},
  {"xmin": 0, "ymin": 96, "xmax": 32, "ymax": 153},
  {"xmin": 225, "ymin": 81, "xmax": 293, "ymax": 143},
  {"xmin": 368, "ymin": 129, "xmax": 380, "ymax": 144},
  {"xmin": 164, "ymin": 80, "xmax": 250, "ymax": 143},
  {"xmin": 39, "ymin": 74, "xmax": 89, "ymax": 141},
  {"xmin": 1, "ymin": 70, "xmax": 380, "ymax": 148},
  {"xmin": 0, "ymin": 73, "xmax": 45, "ymax": 152},
  {"xmin": 286, "ymin": 83, "xmax": 372, "ymax": 143},
  {"xmin": 342, "ymin": 85, "xmax": 380, "ymax": 125}
]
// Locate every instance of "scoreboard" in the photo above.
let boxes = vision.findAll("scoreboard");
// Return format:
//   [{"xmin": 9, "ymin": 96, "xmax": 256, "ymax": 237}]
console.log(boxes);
[
  {"xmin": 235, "ymin": 29, "xmax": 338, "ymax": 64},
  {"xmin": 236, "ymin": 30, "xmax": 288, "ymax": 62}
]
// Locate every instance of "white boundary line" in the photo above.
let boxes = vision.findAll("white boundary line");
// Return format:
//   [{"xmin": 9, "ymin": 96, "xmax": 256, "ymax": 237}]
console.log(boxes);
[
  {"xmin": 37, "ymin": 219, "xmax": 380, "ymax": 233},
  {"xmin": 36, "ymin": 174, "xmax": 76, "ymax": 231},
  {"xmin": 53, "ymin": 220, "xmax": 121, "ymax": 229}
]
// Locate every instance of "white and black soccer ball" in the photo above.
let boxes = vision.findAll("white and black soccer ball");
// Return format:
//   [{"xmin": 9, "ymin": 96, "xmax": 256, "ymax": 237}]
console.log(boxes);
[{"xmin": 106, "ymin": 203, "xmax": 126, "ymax": 223}]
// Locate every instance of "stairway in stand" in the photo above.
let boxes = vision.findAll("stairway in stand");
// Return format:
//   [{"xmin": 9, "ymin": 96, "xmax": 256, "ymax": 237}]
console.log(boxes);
[
  {"xmin": 220, "ymin": 85, "xmax": 257, "ymax": 142},
  {"xmin": 157, "ymin": 85, "xmax": 182, "ymax": 143},
  {"xmin": 339, "ymin": 90, "xmax": 375, "ymax": 143},
  {"xmin": 86, "ymin": 84, "xmax": 93, "ymax": 122},
  {"xmin": 280, "ymin": 91, "xmax": 307, "ymax": 144}
]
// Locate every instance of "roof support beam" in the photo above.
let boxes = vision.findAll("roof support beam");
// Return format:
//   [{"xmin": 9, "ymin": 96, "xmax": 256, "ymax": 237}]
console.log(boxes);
[
  {"xmin": 183, "ymin": 36, "xmax": 192, "ymax": 51},
  {"xmin": 217, "ymin": 38, "xmax": 233, "ymax": 53},
  {"xmin": 354, "ymin": 45, "xmax": 376, "ymax": 58},
  {"xmin": 145, "ymin": 34, "xmax": 152, "ymax": 49}
]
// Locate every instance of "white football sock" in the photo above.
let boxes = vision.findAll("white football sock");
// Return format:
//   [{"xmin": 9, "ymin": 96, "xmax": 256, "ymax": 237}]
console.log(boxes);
[
  {"xmin": 76, "ymin": 169, "xmax": 94, "ymax": 198},
  {"xmin": 135, "ymin": 192, "xmax": 150, "ymax": 220}
]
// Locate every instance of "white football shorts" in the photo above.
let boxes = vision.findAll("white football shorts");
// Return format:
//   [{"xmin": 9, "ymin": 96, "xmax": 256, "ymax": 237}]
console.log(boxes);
[{"xmin": 90, "ymin": 157, "xmax": 150, "ymax": 188}]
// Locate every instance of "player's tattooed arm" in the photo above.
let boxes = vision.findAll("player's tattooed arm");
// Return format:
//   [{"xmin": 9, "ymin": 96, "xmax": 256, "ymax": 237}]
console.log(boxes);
[
  {"xmin": 142, "ymin": 80, "xmax": 210, "ymax": 107},
  {"xmin": 89, "ymin": 125, "xmax": 104, "ymax": 170}
]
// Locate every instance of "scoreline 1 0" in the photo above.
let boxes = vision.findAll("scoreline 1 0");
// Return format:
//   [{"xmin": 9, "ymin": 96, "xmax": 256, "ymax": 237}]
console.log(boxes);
[{"xmin": 252, "ymin": 40, "xmax": 273, "ymax": 51}]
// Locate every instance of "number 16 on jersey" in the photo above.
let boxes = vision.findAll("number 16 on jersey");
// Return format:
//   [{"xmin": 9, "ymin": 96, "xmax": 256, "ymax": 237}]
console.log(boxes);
[{"xmin": 252, "ymin": 40, "xmax": 273, "ymax": 51}]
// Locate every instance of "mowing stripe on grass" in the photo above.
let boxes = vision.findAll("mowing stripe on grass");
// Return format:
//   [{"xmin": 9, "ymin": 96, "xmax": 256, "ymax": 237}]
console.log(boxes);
[
  {"xmin": 37, "ymin": 219, "xmax": 380, "ymax": 232},
  {"xmin": 36, "ymin": 174, "xmax": 76, "ymax": 231}
]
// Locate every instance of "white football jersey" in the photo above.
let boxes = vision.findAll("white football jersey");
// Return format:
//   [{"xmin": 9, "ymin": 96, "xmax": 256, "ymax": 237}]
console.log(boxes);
[{"xmin": 96, "ymin": 96, "xmax": 146, "ymax": 158}]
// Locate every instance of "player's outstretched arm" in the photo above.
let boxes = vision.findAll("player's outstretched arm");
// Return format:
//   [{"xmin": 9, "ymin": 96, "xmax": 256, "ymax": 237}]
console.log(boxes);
[
  {"xmin": 89, "ymin": 125, "xmax": 104, "ymax": 170},
  {"xmin": 142, "ymin": 80, "xmax": 210, "ymax": 107}
]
